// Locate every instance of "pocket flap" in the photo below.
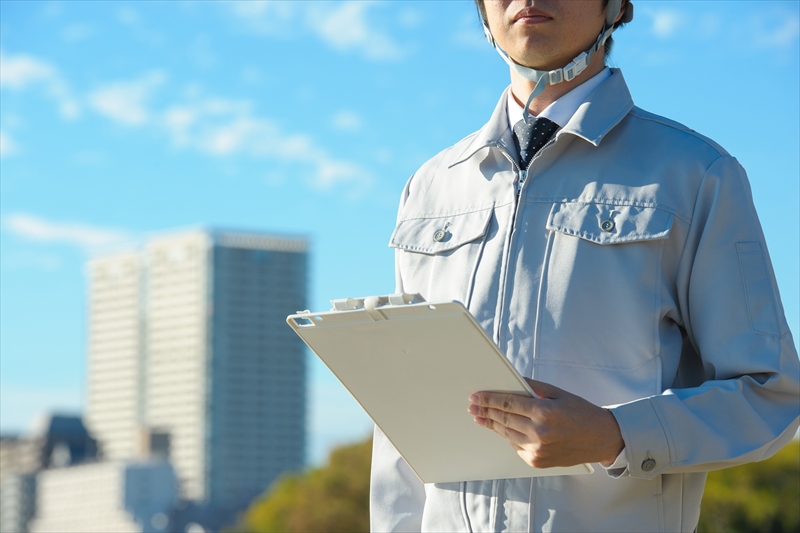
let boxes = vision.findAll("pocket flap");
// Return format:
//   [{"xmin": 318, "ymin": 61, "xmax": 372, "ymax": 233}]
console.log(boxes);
[
  {"xmin": 390, "ymin": 208, "xmax": 493, "ymax": 254},
  {"xmin": 546, "ymin": 202, "xmax": 674, "ymax": 245}
]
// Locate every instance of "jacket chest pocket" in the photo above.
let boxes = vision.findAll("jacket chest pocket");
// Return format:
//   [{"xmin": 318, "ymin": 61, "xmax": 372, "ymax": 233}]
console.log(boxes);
[
  {"xmin": 538, "ymin": 202, "xmax": 674, "ymax": 374},
  {"xmin": 390, "ymin": 207, "xmax": 493, "ymax": 305}
]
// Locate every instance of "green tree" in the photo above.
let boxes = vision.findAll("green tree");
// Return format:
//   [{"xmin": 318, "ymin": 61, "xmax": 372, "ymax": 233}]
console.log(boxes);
[
  {"xmin": 233, "ymin": 437, "xmax": 799, "ymax": 532},
  {"xmin": 235, "ymin": 438, "xmax": 372, "ymax": 532},
  {"xmin": 699, "ymin": 440, "xmax": 799, "ymax": 532}
]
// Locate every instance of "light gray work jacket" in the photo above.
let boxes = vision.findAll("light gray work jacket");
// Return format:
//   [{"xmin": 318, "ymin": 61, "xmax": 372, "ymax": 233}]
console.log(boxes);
[{"xmin": 370, "ymin": 69, "xmax": 800, "ymax": 532}]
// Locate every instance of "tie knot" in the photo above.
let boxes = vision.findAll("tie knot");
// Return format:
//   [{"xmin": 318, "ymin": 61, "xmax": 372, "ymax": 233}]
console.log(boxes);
[{"xmin": 512, "ymin": 116, "xmax": 559, "ymax": 170}]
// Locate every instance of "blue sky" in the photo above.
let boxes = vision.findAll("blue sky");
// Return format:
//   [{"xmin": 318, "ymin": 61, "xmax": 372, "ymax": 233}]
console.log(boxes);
[{"xmin": 1, "ymin": 0, "xmax": 798, "ymax": 466}]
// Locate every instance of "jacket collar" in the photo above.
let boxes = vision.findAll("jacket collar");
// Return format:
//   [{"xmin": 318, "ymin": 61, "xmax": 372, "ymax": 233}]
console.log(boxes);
[{"xmin": 449, "ymin": 68, "xmax": 634, "ymax": 168}]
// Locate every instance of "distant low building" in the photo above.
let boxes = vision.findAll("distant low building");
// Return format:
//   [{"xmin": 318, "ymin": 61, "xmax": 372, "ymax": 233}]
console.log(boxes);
[
  {"xmin": 0, "ymin": 415, "xmax": 98, "ymax": 478},
  {"xmin": 0, "ymin": 415, "xmax": 99, "ymax": 533},
  {"xmin": 28, "ymin": 461, "xmax": 176, "ymax": 533},
  {"xmin": 0, "ymin": 473, "xmax": 36, "ymax": 533}
]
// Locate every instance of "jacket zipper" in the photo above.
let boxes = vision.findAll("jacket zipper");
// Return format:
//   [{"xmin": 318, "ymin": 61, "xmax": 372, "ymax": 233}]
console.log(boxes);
[
  {"xmin": 494, "ymin": 135, "xmax": 555, "ymax": 532},
  {"xmin": 492, "ymin": 138, "xmax": 556, "ymax": 348},
  {"xmin": 491, "ymin": 144, "xmax": 520, "ymax": 344}
]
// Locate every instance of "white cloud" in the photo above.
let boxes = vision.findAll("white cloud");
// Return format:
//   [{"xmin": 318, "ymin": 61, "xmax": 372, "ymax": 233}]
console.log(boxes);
[
  {"xmin": 228, "ymin": 1, "xmax": 405, "ymax": 61},
  {"xmin": 696, "ymin": 13, "xmax": 721, "ymax": 40},
  {"xmin": 398, "ymin": 8, "xmax": 423, "ymax": 30},
  {"xmin": 88, "ymin": 71, "xmax": 166, "ymax": 126},
  {"xmin": 114, "ymin": 6, "xmax": 164, "ymax": 47},
  {"xmin": 117, "ymin": 6, "xmax": 141, "ymax": 27},
  {"xmin": 0, "ymin": 50, "xmax": 80, "ymax": 119},
  {"xmin": 754, "ymin": 14, "xmax": 800, "ymax": 49},
  {"xmin": 159, "ymin": 97, "xmax": 372, "ymax": 191},
  {"xmin": 2, "ymin": 51, "xmax": 371, "ymax": 193},
  {"xmin": 62, "ymin": 23, "xmax": 93, "ymax": 43},
  {"xmin": 3, "ymin": 213, "xmax": 131, "ymax": 249},
  {"xmin": 41, "ymin": 2, "xmax": 63, "ymax": 19},
  {"xmin": 375, "ymin": 148, "xmax": 392, "ymax": 165},
  {"xmin": 0, "ymin": 51, "xmax": 56, "ymax": 89},
  {"xmin": 308, "ymin": 1, "xmax": 404, "ymax": 60},
  {"xmin": 189, "ymin": 34, "xmax": 217, "ymax": 69},
  {"xmin": 649, "ymin": 9, "xmax": 686, "ymax": 39},
  {"xmin": 316, "ymin": 159, "xmax": 370, "ymax": 189},
  {"xmin": 241, "ymin": 65, "xmax": 265, "ymax": 85},
  {"xmin": 0, "ymin": 130, "xmax": 18, "ymax": 158},
  {"xmin": 230, "ymin": 0, "xmax": 301, "ymax": 36},
  {"xmin": 331, "ymin": 110, "xmax": 363, "ymax": 132}
]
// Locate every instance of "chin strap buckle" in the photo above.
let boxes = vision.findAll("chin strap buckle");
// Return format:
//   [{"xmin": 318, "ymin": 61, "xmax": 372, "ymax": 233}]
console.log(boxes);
[{"xmin": 563, "ymin": 52, "xmax": 589, "ymax": 82}]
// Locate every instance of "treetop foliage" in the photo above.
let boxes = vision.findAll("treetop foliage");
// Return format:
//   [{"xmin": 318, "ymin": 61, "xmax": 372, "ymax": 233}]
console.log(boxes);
[
  {"xmin": 234, "ymin": 438, "xmax": 372, "ymax": 533},
  {"xmin": 233, "ymin": 437, "xmax": 799, "ymax": 532}
]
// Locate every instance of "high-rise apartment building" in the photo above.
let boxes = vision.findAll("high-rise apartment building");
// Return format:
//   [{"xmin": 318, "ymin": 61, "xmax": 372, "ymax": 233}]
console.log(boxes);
[
  {"xmin": 85, "ymin": 229, "xmax": 307, "ymax": 511},
  {"xmin": 86, "ymin": 252, "xmax": 144, "ymax": 462}
]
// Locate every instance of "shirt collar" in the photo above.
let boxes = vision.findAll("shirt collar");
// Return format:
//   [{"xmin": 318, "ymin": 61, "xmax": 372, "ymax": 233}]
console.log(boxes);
[
  {"xmin": 507, "ymin": 67, "xmax": 611, "ymax": 129},
  {"xmin": 449, "ymin": 68, "xmax": 634, "ymax": 168}
]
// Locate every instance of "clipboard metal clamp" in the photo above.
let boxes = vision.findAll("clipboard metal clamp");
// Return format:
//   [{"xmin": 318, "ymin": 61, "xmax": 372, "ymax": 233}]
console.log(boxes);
[
  {"xmin": 329, "ymin": 293, "xmax": 425, "ymax": 321},
  {"xmin": 291, "ymin": 293, "xmax": 426, "ymax": 325}
]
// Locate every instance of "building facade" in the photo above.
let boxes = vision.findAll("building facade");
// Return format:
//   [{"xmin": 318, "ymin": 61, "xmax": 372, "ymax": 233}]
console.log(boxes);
[
  {"xmin": 28, "ymin": 461, "xmax": 176, "ymax": 533},
  {"xmin": 0, "ymin": 473, "xmax": 36, "ymax": 533},
  {"xmin": 86, "ymin": 252, "xmax": 145, "ymax": 462},
  {"xmin": 85, "ymin": 229, "xmax": 307, "ymax": 511},
  {"xmin": 0, "ymin": 415, "xmax": 98, "ymax": 533}
]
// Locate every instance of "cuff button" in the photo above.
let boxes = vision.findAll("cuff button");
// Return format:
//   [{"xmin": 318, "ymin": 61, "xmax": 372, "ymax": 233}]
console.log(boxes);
[{"xmin": 641, "ymin": 458, "xmax": 656, "ymax": 472}]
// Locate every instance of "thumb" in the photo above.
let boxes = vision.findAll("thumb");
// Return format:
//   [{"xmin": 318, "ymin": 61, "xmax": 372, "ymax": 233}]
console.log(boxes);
[{"xmin": 524, "ymin": 378, "xmax": 562, "ymax": 399}]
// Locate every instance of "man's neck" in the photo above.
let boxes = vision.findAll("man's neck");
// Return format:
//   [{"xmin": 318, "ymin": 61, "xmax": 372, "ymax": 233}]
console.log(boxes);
[{"xmin": 509, "ymin": 51, "xmax": 607, "ymax": 116}]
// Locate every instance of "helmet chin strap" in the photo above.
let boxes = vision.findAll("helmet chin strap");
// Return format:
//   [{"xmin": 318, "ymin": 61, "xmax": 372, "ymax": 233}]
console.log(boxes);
[{"xmin": 485, "ymin": 0, "xmax": 626, "ymax": 124}]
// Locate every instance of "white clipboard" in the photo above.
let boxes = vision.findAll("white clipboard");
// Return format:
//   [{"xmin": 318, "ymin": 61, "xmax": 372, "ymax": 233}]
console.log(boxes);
[{"xmin": 286, "ymin": 293, "xmax": 593, "ymax": 483}]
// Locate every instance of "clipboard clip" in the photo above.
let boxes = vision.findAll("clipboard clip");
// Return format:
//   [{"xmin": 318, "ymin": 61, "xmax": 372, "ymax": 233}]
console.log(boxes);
[{"xmin": 330, "ymin": 293, "xmax": 426, "ymax": 321}]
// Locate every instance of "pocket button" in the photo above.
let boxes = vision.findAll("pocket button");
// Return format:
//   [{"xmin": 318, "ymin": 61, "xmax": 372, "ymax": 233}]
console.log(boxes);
[
  {"xmin": 600, "ymin": 219, "xmax": 615, "ymax": 232},
  {"xmin": 433, "ymin": 230, "xmax": 447, "ymax": 242}
]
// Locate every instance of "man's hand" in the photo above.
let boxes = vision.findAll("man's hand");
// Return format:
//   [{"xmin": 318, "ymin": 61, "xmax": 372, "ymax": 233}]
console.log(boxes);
[{"xmin": 467, "ymin": 379, "xmax": 624, "ymax": 468}]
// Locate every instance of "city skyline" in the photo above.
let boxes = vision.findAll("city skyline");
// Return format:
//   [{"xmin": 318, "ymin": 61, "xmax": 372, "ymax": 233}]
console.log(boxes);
[{"xmin": 1, "ymin": 227, "xmax": 310, "ymax": 533}]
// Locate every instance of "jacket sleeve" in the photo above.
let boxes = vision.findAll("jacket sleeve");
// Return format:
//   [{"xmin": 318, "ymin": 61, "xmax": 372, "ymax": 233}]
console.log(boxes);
[
  {"xmin": 609, "ymin": 154, "xmax": 800, "ymax": 479},
  {"xmin": 370, "ymin": 426, "xmax": 426, "ymax": 532},
  {"xmin": 370, "ymin": 176, "xmax": 426, "ymax": 531}
]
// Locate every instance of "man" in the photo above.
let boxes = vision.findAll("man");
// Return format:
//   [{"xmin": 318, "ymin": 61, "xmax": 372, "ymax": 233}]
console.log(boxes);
[{"xmin": 371, "ymin": 1, "xmax": 800, "ymax": 531}]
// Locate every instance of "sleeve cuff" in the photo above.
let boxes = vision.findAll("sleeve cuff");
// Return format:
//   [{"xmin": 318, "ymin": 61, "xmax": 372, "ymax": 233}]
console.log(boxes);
[
  {"xmin": 608, "ymin": 397, "xmax": 673, "ymax": 479},
  {"xmin": 604, "ymin": 447, "xmax": 629, "ymax": 469},
  {"xmin": 601, "ymin": 447, "xmax": 629, "ymax": 478}
]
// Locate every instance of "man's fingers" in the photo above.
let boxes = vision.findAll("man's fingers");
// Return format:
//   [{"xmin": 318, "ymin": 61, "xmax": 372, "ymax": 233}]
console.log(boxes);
[
  {"xmin": 474, "ymin": 415, "xmax": 529, "ymax": 446},
  {"xmin": 469, "ymin": 391, "xmax": 534, "ymax": 416},
  {"xmin": 472, "ymin": 406, "xmax": 532, "ymax": 434}
]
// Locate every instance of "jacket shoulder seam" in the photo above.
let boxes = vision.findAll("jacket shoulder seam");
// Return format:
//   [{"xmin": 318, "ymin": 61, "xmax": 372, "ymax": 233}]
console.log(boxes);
[{"xmin": 628, "ymin": 108, "xmax": 730, "ymax": 158}]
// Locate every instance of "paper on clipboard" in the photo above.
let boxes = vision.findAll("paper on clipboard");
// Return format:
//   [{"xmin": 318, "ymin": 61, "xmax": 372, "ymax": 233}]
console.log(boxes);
[{"xmin": 286, "ymin": 294, "xmax": 593, "ymax": 483}]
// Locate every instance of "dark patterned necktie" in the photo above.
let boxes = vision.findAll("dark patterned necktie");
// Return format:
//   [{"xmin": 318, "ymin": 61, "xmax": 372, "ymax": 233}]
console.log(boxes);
[{"xmin": 512, "ymin": 116, "xmax": 559, "ymax": 170}]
